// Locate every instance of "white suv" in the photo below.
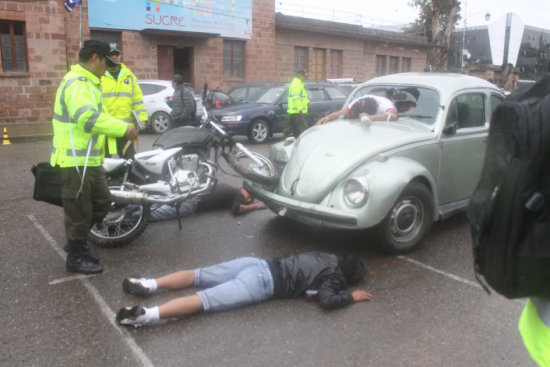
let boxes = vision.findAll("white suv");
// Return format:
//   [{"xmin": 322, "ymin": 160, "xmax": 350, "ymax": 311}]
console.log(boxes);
[{"xmin": 139, "ymin": 80, "xmax": 174, "ymax": 134}]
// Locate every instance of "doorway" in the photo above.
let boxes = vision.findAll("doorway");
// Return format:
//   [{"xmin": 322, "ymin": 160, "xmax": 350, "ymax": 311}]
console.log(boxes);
[
  {"xmin": 175, "ymin": 47, "xmax": 192, "ymax": 84},
  {"xmin": 156, "ymin": 46, "xmax": 193, "ymax": 84}
]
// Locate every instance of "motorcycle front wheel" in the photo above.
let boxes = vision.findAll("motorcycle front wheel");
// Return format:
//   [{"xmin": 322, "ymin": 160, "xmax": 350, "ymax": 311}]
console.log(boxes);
[
  {"xmin": 226, "ymin": 149, "xmax": 279, "ymax": 186},
  {"xmin": 88, "ymin": 187, "xmax": 150, "ymax": 248}
]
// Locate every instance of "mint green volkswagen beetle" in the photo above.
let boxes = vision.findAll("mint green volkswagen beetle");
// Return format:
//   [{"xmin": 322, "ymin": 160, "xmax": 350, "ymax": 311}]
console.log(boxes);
[{"xmin": 245, "ymin": 73, "xmax": 505, "ymax": 254}]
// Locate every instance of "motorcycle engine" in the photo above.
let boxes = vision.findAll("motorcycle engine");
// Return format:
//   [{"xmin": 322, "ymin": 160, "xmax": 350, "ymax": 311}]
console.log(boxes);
[{"xmin": 170, "ymin": 154, "xmax": 200, "ymax": 190}]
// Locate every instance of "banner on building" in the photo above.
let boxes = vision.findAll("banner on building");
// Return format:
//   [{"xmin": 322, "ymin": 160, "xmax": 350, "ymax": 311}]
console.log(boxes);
[
  {"xmin": 64, "ymin": 0, "xmax": 82, "ymax": 13},
  {"xmin": 89, "ymin": 0, "xmax": 252, "ymax": 39}
]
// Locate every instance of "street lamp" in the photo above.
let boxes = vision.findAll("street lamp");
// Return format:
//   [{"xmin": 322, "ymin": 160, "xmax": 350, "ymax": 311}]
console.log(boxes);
[{"xmin": 460, "ymin": 4, "xmax": 491, "ymax": 70}]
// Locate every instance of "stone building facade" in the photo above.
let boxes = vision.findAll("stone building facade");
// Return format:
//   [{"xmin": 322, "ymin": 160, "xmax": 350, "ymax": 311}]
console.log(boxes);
[{"xmin": 0, "ymin": 0, "xmax": 428, "ymax": 137}]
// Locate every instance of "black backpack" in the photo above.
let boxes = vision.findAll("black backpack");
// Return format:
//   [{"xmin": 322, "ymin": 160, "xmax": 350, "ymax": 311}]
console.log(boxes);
[{"xmin": 467, "ymin": 75, "xmax": 550, "ymax": 299}]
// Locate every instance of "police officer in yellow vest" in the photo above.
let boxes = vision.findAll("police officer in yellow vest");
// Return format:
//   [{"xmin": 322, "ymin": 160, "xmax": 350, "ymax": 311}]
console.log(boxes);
[
  {"xmin": 101, "ymin": 43, "xmax": 147, "ymax": 159},
  {"xmin": 519, "ymin": 297, "xmax": 550, "ymax": 366},
  {"xmin": 51, "ymin": 40, "xmax": 139, "ymax": 274},
  {"xmin": 284, "ymin": 69, "xmax": 310, "ymax": 138}
]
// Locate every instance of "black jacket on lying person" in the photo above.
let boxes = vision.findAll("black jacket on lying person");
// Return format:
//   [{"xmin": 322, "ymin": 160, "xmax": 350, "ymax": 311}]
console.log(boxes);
[{"xmin": 268, "ymin": 252, "xmax": 361, "ymax": 309}]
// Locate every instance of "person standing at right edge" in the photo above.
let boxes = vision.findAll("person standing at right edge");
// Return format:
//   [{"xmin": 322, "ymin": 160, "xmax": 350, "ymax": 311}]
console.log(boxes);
[
  {"xmin": 51, "ymin": 40, "xmax": 139, "ymax": 274},
  {"xmin": 284, "ymin": 69, "xmax": 309, "ymax": 138},
  {"xmin": 519, "ymin": 296, "xmax": 550, "ymax": 365}
]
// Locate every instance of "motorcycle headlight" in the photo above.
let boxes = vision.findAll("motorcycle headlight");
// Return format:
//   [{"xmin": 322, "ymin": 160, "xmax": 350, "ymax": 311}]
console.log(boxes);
[
  {"xmin": 221, "ymin": 115, "xmax": 242, "ymax": 122},
  {"xmin": 343, "ymin": 177, "xmax": 369, "ymax": 207}
]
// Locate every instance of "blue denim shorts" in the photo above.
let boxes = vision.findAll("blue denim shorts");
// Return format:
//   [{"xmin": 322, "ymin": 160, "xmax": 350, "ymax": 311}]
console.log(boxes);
[{"xmin": 195, "ymin": 257, "xmax": 274, "ymax": 312}]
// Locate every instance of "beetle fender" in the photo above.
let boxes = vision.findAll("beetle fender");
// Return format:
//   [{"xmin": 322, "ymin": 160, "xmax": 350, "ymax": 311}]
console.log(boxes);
[{"xmin": 340, "ymin": 156, "xmax": 438, "ymax": 228}]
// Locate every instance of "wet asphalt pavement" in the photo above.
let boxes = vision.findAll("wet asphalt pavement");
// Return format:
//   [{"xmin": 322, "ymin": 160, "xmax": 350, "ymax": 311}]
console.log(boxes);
[{"xmin": 1, "ymin": 132, "xmax": 534, "ymax": 366}]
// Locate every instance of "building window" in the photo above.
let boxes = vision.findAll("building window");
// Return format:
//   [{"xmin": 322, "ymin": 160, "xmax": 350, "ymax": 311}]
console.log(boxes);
[
  {"xmin": 90, "ymin": 31, "xmax": 121, "ymax": 46},
  {"xmin": 0, "ymin": 20, "xmax": 27, "ymax": 72},
  {"xmin": 223, "ymin": 40, "xmax": 244, "ymax": 79},
  {"xmin": 329, "ymin": 50, "xmax": 343, "ymax": 78},
  {"xmin": 389, "ymin": 56, "xmax": 399, "ymax": 74},
  {"xmin": 402, "ymin": 57, "xmax": 411, "ymax": 72},
  {"xmin": 311, "ymin": 48, "xmax": 326, "ymax": 80},
  {"xmin": 376, "ymin": 55, "xmax": 386, "ymax": 76},
  {"xmin": 294, "ymin": 46, "xmax": 308, "ymax": 73}
]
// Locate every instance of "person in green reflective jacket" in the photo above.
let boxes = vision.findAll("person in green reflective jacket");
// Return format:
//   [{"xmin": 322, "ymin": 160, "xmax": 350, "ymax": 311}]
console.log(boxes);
[
  {"xmin": 50, "ymin": 39, "xmax": 139, "ymax": 275},
  {"xmin": 101, "ymin": 42, "xmax": 147, "ymax": 159},
  {"xmin": 284, "ymin": 69, "xmax": 310, "ymax": 138}
]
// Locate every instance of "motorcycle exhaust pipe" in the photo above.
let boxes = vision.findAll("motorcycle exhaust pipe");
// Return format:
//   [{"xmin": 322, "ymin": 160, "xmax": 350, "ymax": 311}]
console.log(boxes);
[{"xmin": 110, "ymin": 190, "xmax": 190, "ymax": 205}]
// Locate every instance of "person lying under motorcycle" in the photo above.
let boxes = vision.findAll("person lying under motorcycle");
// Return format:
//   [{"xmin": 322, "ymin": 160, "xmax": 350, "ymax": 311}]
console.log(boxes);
[
  {"xmin": 116, "ymin": 251, "xmax": 372, "ymax": 328},
  {"xmin": 148, "ymin": 183, "xmax": 267, "ymax": 222}
]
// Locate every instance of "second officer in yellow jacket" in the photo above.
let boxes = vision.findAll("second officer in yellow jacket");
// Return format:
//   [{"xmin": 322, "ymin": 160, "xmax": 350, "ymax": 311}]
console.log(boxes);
[{"xmin": 101, "ymin": 43, "xmax": 147, "ymax": 158}]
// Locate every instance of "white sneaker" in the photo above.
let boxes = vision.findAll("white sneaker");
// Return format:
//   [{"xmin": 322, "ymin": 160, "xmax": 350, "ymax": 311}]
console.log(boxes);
[
  {"xmin": 122, "ymin": 277, "xmax": 152, "ymax": 296},
  {"xmin": 116, "ymin": 306, "xmax": 148, "ymax": 328}
]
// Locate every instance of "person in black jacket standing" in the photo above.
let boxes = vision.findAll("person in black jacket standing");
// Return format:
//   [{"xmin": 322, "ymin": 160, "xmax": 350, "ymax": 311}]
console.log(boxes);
[
  {"xmin": 170, "ymin": 74, "xmax": 196, "ymax": 127},
  {"xmin": 116, "ymin": 251, "xmax": 371, "ymax": 327}
]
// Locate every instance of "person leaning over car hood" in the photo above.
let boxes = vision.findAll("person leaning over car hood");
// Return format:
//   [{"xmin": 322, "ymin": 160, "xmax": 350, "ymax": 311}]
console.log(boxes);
[{"xmin": 316, "ymin": 94, "xmax": 398, "ymax": 125}]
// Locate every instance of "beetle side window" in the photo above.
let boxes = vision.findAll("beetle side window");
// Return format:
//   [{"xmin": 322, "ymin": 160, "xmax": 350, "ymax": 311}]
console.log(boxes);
[{"xmin": 454, "ymin": 93, "xmax": 486, "ymax": 129}]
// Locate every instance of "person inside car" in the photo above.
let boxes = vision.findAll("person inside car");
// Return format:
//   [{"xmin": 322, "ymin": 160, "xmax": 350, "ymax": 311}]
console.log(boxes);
[{"xmin": 116, "ymin": 251, "xmax": 372, "ymax": 327}]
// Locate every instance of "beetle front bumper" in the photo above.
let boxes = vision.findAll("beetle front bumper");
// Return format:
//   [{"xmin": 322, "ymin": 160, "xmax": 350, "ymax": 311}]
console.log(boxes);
[{"xmin": 244, "ymin": 181, "xmax": 358, "ymax": 228}]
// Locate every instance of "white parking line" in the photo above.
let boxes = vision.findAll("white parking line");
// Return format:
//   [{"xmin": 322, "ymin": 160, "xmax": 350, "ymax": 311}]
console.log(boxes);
[
  {"xmin": 398, "ymin": 255, "xmax": 482, "ymax": 289},
  {"xmin": 27, "ymin": 215, "xmax": 154, "ymax": 367}
]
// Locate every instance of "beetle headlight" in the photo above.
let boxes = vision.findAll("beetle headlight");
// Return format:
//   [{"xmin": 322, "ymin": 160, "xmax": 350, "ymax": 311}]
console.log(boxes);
[
  {"xmin": 343, "ymin": 177, "xmax": 369, "ymax": 207},
  {"xmin": 221, "ymin": 115, "xmax": 242, "ymax": 122}
]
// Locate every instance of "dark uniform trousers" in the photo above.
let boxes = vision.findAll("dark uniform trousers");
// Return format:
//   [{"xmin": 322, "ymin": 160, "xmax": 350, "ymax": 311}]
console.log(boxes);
[
  {"xmin": 61, "ymin": 166, "xmax": 111, "ymax": 245},
  {"xmin": 284, "ymin": 113, "xmax": 308, "ymax": 138}
]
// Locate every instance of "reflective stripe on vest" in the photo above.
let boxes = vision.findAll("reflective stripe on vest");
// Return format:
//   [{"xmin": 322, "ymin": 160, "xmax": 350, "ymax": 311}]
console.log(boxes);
[
  {"xmin": 66, "ymin": 148, "xmax": 102, "ymax": 157},
  {"xmin": 103, "ymin": 92, "xmax": 133, "ymax": 98},
  {"xmin": 53, "ymin": 76, "xmax": 103, "ymax": 133},
  {"xmin": 52, "ymin": 77, "xmax": 83, "ymax": 123}
]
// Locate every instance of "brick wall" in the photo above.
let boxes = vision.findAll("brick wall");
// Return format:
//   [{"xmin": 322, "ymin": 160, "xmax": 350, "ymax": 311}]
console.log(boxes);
[
  {"xmin": 222, "ymin": 0, "xmax": 277, "ymax": 90},
  {"xmin": 0, "ymin": 1, "xmax": 68, "ymax": 127},
  {"xmin": 276, "ymin": 28, "xmax": 428, "ymax": 83},
  {"xmin": 0, "ymin": 0, "xmax": 427, "ymax": 137},
  {"xmin": 276, "ymin": 29, "xmax": 366, "ymax": 82},
  {"xmin": 119, "ymin": 0, "xmax": 276, "ymax": 92}
]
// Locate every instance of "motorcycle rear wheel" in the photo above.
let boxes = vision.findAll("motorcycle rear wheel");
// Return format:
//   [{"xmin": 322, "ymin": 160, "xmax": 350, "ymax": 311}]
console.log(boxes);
[
  {"xmin": 226, "ymin": 149, "xmax": 279, "ymax": 186},
  {"xmin": 88, "ymin": 187, "xmax": 150, "ymax": 247}
]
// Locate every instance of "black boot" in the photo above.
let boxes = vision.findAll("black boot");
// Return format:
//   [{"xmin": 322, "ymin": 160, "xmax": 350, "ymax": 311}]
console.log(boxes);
[
  {"xmin": 66, "ymin": 253, "xmax": 104, "ymax": 274},
  {"xmin": 63, "ymin": 240, "xmax": 100, "ymax": 264}
]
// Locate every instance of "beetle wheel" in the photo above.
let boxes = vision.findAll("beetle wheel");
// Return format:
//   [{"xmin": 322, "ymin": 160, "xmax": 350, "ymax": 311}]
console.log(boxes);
[{"xmin": 376, "ymin": 182, "xmax": 434, "ymax": 254}]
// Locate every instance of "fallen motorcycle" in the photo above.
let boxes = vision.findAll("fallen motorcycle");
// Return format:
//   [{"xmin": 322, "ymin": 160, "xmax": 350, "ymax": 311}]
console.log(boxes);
[{"xmin": 88, "ymin": 85, "xmax": 279, "ymax": 247}]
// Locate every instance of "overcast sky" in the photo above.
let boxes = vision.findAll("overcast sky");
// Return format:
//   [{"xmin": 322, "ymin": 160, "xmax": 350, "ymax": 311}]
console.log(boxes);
[{"xmin": 276, "ymin": 0, "xmax": 550, "ymax": 30}]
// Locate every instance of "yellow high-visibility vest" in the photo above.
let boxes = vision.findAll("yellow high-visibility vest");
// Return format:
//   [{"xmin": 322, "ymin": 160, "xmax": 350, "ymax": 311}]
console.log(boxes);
[
  {"xmin": 519, "ymin": 298, "xmax": 550, "ymax": 367},
  {"xmin": 101, "ymin": 63, "xmax": 148, "ymax": 126},
  {"xmin": 287, "ymin": 77, "xmax": 309, "ymax": 114},
  {"xmin": 50, "ymin": 64, "xmax": 129, "ymax": 167}
]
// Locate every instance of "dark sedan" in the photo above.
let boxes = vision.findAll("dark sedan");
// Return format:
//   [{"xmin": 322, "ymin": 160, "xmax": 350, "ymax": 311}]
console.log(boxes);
[{"xmin": 213, "ymin": 82, "xmax": 349, "ymax": 143}]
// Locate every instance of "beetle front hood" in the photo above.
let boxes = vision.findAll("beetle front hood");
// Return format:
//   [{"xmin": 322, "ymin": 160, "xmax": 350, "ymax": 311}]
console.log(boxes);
[{"xmin": 278, "ymin": 119, "xmax": 433, "ymax": 202}]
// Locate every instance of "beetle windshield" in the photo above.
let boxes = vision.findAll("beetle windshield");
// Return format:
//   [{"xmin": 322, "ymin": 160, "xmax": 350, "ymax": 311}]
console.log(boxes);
[{"xmin": 349, "ymin": 85, "xmax": 440, "ymax": 125}]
